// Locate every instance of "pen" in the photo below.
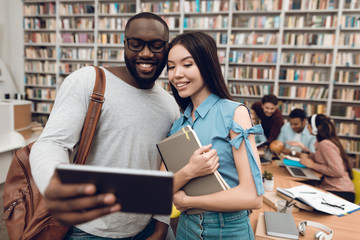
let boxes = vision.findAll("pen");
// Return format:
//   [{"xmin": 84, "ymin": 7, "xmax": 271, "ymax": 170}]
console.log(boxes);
[{"xmin": 300, "ymin": 192, "xmax": 316, "ymax": 194}]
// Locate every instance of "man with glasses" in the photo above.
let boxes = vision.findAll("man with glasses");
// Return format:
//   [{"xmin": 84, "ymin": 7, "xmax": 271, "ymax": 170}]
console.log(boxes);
[{"xmin": 30, "ymin": 12, "xmax": 179, "ymax": 239}]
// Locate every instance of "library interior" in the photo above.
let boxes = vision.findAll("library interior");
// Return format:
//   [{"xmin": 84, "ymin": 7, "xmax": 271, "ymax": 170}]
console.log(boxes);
[{"xmin": 1, "ymin": 0, "xmax": 360, "ymax": 240}]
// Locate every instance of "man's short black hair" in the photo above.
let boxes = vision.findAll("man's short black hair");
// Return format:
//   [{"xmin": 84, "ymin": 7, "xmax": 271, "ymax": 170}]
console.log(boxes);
[
  {"xmin": 125, "ymin": 12, "xmax": 169, "ymax": 35},
  {"xmin": 289, "ymin": 108, "xmax": 306, "ymax": 120},
  {"xmin": 262, "ymin": 94, "xmax": 278, "ymax": 105}
]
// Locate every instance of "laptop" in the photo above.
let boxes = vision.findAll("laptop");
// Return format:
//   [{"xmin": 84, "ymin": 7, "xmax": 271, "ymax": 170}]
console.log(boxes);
[{"xmin": 284, "ymin": 165, "xmax": 321, "ymax": 181}]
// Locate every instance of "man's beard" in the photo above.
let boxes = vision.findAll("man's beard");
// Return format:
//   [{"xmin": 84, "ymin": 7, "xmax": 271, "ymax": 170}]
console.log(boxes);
[{"xmin": 125, "ymin": 56, "xmax": 166, "ymax": 85}]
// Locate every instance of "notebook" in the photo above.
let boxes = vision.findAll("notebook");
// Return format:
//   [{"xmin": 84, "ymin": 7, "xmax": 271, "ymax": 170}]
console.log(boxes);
[
  {"xmin": 157, "ymin": 125, "xmax": 230, "ymax": 214},
  {"xmin": 56, "ymin": 164, "xmax": 173, "ymax": 215},
  {"xmin": 264, "ymin": 211, "xmax": 299, "ymax": 239}
]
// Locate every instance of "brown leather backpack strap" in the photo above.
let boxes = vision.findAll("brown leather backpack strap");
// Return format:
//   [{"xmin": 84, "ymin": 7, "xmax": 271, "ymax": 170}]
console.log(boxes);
[{"xmin": 75, "ymin": 66, "xmax": 106, "ymax": 165}]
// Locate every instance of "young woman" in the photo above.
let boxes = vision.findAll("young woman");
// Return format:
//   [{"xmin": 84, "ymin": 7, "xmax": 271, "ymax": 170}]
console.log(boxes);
[
  {"xmin": 164, "ymin": 32, "xmax": 264, "ymax": 239},
  {"xmin": 299, "ymin": 114, "xmax": 355, "ymax": 202}
]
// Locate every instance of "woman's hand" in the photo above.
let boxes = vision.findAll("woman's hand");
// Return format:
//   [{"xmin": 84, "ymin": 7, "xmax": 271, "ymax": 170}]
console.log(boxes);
[
  {"xmin": 173, "ymin": 190, "xmax": 190, "ymax": 212},
  {"xmin": 183, "ymin": 144, "xmax": 219, "ymax": 179},
  {"xmin": 300, "ymin": 153, "xmax": 314, "ymax": 168}
]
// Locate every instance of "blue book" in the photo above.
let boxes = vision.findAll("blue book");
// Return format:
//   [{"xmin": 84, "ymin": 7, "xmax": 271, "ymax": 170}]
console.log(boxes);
[{"xmin": 283, "ymin": 158, "xmax": 306, "ymax": 168}]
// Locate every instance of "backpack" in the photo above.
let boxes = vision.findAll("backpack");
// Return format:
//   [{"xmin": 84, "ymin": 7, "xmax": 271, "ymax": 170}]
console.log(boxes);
[{"xmin": 2, "ymin": 66, "xmax": 106, "ymax": 240}]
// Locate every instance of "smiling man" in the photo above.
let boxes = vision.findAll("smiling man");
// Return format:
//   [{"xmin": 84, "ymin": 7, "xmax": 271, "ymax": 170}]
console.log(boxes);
[
  {"xmin": 251, "ymin": 94, "xmax": 284, "ymax": 144},
  {"xmin": 277, "ymin": 108, "xmax": 316, "ymax": 157},
  {"xmin": 30, "ymin": 12, "xmax": 179, "ymax": 240}
]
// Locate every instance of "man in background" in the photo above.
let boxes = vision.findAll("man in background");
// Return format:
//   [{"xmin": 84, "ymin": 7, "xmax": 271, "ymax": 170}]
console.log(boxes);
[
  {"xmin": 277, "ymin": 108, "xmax": 316, "ymax": 157},
  {"xmin": 251, "ymin": 94, "xmax": 284, "ymax": 144}
]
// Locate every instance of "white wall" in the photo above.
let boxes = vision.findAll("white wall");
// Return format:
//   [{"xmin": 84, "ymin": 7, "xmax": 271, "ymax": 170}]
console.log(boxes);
[{"xmin": 0, "ymin": 0, "xmax": 23, "ymax": 100}]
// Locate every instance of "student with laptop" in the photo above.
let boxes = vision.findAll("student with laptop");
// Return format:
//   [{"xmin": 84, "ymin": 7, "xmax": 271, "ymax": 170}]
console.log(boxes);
[
  {"xmin": 297, "ymin": 114, "xmax": 355, "ymax": 202},
  {"xmin": 277, "ymin": 108, "xmax": 316, "ymax": 157}
]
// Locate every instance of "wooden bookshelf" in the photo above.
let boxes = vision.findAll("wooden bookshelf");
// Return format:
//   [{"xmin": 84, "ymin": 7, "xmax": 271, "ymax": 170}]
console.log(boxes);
[{"xmin": 23, "ymin": 0, "xmax": 360, "ymax": 162}]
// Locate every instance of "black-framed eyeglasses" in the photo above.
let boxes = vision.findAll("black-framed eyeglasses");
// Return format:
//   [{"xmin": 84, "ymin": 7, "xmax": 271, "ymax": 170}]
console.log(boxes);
[{"xmin": 125, "ymin": 38, "xmax": 167, "ymax": 53}]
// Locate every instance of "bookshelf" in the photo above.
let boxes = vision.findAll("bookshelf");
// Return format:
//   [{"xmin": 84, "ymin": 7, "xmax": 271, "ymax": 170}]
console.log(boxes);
[{"xmin": 22, "ymin": 0, "xmax": 360, "ymax": 164}]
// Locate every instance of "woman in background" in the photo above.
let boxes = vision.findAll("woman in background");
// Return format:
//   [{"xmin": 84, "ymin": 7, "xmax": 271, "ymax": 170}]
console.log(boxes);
[
  {"xmin": 299, "ymin": 114, "xmax": 355, "ymax": 202},
  {"xmin": 164, "ymin": 31, "xmax": 264, "ymax": 239}
]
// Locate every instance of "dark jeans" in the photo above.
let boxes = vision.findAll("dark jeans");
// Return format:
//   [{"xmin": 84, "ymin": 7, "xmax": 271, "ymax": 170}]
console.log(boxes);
[{"xmin": 64, "ymin": 219, "xmax": 155, "ymax": 240}]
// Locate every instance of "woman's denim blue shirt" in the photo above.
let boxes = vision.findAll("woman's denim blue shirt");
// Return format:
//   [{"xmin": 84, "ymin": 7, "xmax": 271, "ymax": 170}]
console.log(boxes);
[{"xmin": 170, "ymin": 94, "xmax": 264, "ymax": 195}]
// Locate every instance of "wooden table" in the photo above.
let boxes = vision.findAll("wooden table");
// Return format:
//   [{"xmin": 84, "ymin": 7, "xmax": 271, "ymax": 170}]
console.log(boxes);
[{"xmin": 251, "ymin": 161, "xmax": 360, "ymax": 240}]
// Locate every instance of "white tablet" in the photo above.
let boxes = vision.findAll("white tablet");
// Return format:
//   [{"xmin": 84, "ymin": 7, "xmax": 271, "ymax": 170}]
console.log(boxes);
[{"xmin": 56, "ymin": 164, "xmax": 174, "ymax": 215}]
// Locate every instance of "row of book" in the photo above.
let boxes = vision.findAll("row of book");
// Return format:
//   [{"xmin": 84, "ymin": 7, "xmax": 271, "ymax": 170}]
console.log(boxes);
[
  {"xmin": 23, "ymin": 2, "xmax": 55, "ymax": 15},
  {"xmin": 59, "ymin": 3, "xmax": 95, "ymax": 15},
  {"xmin": 97, "ymin": 49, "xmax": 124, "ymax": 61},
  {"xmin": 207, "ymin": 32, "xmax": 228, "ymax": 45},
  {"xmin": 234, "ymin": 0, "xmax": 282, "ymax": 11},
  {"xmin": 184, "ymin": 0, "xmax": 229, "ymax": 12},
  {"xmin": 25, "ymin": 74, "xmax": 56, "ymax": 87},
  {"xmin": 62, "ymin": 33, "xmax": 94, "ymax": 44},
  {"xmin": 25, "ymin": 61, "xmax": 56, "ymax": 73},
  {"xmin": 26, "ymin": 88, "xmax": 56, "ymax": 101},
  {"xmin": 335, "ymin": 70, "xmax": 360, "ymax": 83},
  {"xmin": 98, "ymin": 17, "xmax": 128, "ymax": 30},
  {"xmin": 281, "ymin": 52, "xmax": 333, "ymax": 65},
  {"xmin": 283, "ymin": 33, "xmax": 335, "ymax": 46},
  {"xmin": 24, "ymin": 18, "xmax": 56, "ymax": 30},
  {"xmin": 285, "ymin": 15, "xmax": 337, "ymax": 28},
  {"xmin": 161, "ymin": 17, "xmax": 180, "ymax": 29},
  {"xmin": 279, "ymin": 68, "xmax": 328, "ymax": 82},
  {"xmin": 60, "ymin": 18, "xmax": 94, "ymax": 30},
  {"xmin": 343, "ymin": 0, "xmax": 360, "ymax": 9},
  {"xmin": 217, "ymin": 50, "xmax": 226, "ymax": 63},
  {"xmin": 24, "ymin": 33, "xmax": 56, "ymax": 44},
  {"xmin": 336, "ymin": 52, "xmax": 360, "ymax": 66},
  {"xmin": 230, "ymin": 32, "xmax": 278, "ymax": 46},
  {"xmin": 229, "ymin": 51, "xmax": 277, "ymax": 64},
  {"xmin": 278, "ymin": 86, "xmax": 329, "ymax": 100},
  {"xmin": 286, "ymin": 0, "xmax": 336, "ymax": 10},
  {"xmin": 183, "ymin": 16, "xmax": 228, "ymax": 29},
  {"xmin": 333, "ymin": 88, "xmax": 360, "ymax": 101},
  {"xmin": 278, "ymin": 101, "xmax": 326, "ymax": 115},
  {"xmin": 60, "ymin": 48, "xmax": 94, "ymax": 60},
  {"xmin": 341, "ymin": 15, "xmax": 360, "ymax": 28},
  {"xmin": 339, "ymin": 33, "xmax": 360, "ymax": 46},
  {"xmin": 99, "ymin": 2, "xmax": 136, "ymax": 14},
  {"xmin": 232, "ymin": 16, "xmax": 280, "ymax": 28},
  {"xmin": 140, "ymin": 1, "xmax": 180, "ymax": 13},
  {"xmin": 336, "ymin": 122, "xmax": 360, "ymax": 136},
  {"xmin": 98, "ymin": 33, "xmax": 124, "ymax": 45},
  {"xmin": 340, "ymin": 139, "xmax": 360, "ymax": 153},
  {"xmin": 59, "ymin": 63, "xmax": 90, "ymax": 75},
  {"xmin": 331, "ymin": 105, "xmax": 360, "ymax": 118},
  {"xmin": 25, "ymin": 47, "xmax": 56, "ymax": 59},
  {"xmin": 228, "ymin": 83, "xmax": 272, "ymax": 97},
  {"xmin": 228, "ymin": 66, "xmax": 276, "ymax": 80},
  {"xmin": 32, "ymin": 102, "xmax": 54, "ymax": 114},
  {"xmin": 32, "ymin": 115, "xmax": 49, "ymax": 126}
]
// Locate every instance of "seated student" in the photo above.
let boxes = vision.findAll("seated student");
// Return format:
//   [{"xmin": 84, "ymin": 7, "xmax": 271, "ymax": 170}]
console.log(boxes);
[
  {"xmin": 250, "ymin": 109, "xmax": 267, "ymax": 146},
  {"xmin": 251, "ymin": 94, "xmax": 284, "ymax": 144},
  {"xmin": 298, "ymin": 114, "xmax": 355, "ymax": 202},
  {"xmin": 277, "ymin": 108, "xmax": 316, "ymax": 157}
]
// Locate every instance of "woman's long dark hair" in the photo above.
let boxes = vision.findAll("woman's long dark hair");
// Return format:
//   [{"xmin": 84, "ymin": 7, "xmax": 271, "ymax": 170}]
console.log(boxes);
[
  {"xmin": 167, "ymin": 32, "xmax": 232, "ymax": 112},
  {"xmin": 309, "ymin": 114, "xmax": 353, "ymax": 179}
]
